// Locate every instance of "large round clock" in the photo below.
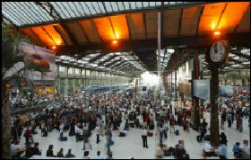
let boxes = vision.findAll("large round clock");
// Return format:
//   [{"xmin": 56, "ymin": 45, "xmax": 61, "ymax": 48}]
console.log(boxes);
[{"xmin": 210, "ymin": 40, "xmax": 228, "ymax": 62}]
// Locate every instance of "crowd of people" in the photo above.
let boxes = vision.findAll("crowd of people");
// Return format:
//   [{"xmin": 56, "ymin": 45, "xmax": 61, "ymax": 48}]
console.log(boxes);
[{"xmin": 9, "ymin": 90, "xmax": 250, "ymax": 159}]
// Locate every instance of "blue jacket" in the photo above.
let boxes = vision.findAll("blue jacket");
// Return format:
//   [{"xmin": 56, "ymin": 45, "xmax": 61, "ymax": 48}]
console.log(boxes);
[{"xmin": 232, "ymin": 144, "xmax": 241, "ymax": 152}]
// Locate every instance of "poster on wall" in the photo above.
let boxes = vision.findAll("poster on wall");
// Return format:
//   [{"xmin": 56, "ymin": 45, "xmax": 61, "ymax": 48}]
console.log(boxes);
[
  {"xmin": 179, "ymin": 82, "xmax": 191, "ymax": 96},
  {"xmin": 193, "ymin": 79, "xmax": 210, "ymax": 103},
  {"xmin": 5, "ymin": 42, "xmax": 55, "ymax": 81}
]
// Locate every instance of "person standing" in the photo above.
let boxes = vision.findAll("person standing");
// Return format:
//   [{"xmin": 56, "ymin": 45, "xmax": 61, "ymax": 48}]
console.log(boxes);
[
  {"xmin": 227, "ymin": 112, "xmax": 232, "ymax": 127},
  {"xmin": 75, "ymin": 123, "xmax": 80, "ymax": 143},
  {"xmin": 141, "ymin": 126, "xmax": 148, "ymax": 148},
  {"xmin": 95, "ymin": 124, "xmax": 100, "ymax": 144}
]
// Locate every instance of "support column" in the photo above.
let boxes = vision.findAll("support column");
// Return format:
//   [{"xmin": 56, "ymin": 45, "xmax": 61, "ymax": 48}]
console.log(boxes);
[
  {"xmin": 65, "ymin": 66, "xmax": 69, "ymax": 94},
  {"xmin": 210, "ymin": 65, "xmax": 220, "ymax": 146},
  {"xmin": 170, "ymin": 71, "xmax": 172, "ymax": 99},
  {"xmin": 174, "ymin": 70, "xmax": 178, "ymax": 101},
  {"xmin": 192, "ymin": 50, "xmax": 200, "ymax": 128}
]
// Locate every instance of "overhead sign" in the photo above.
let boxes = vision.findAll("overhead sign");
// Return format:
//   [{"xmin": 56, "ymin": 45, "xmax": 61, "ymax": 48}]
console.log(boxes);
[{"xmin": 193, "ymin": 79, "xmax": 210, "ymax": 102}]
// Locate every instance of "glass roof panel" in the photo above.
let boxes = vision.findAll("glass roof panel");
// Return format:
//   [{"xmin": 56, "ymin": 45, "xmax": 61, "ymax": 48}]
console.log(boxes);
[
  {"xmin": 110, "ymin": 2, "xmax": 119, "ymax": 12},
  {"xmin": 61, "ymin": 2, "xmax": 76, "ymax": 18},
  {"xmin": 131, "ymin": 2, "xmax": 137, "ymax": 9},
  {"xmin": 117, "ymin": 2, "xmax": 125, "ymax": 11},
  {"xmin": 124, "ymin": 2, "xmax": 129, "ymax": 10},
  {"xmin": 143, "ymin": 2, "xmax": 149, "ymax": 7},
  {"xmin": 149, "ymin": 2, "xmax": 156, "ymax": 7},
  {"xmin": 104, "ymin": 2, "xmax": 113, "ymax": 13}
]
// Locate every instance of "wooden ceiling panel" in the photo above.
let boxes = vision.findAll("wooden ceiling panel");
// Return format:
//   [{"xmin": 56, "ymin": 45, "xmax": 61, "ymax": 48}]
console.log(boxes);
[
  {"xmin": 198, "ymin": 2, "xmax": 227, "ymax": 35},
  {"xmin": 129, "ymin": 13, "xmax": 145, "ymax": 40},
  {"xmin": 164, "ymin": 9, "xmax": 181, "ymax": 37},
  {"xmin": 53, "ymin": 24, "xmax": 73, "ymax": 46},
  {"xmin": 237, "ymin": 4, "xmax": 250, "ymax": 33},
  {"xmin": 21, "ymin": 28, "xmax": 43, "ymax": 45},
  {"xmin": 218, "ymin": 2, "xmax": 250, "ymax": 33},
  {"xmin": 146, "ymin": 12, "xmax": 158, "ymax": 39},
  {"xmin": 31, "ymin": 27, "xmax": 54, "ymax": 45},
  {"xmin": 180, "ymin": 6, "xmax": 201, "ymax": 36},
  {"xmin": 42, "ymin": 25, "xmax": 65, "ymax": 45},
  {"xmin": 66, "ymin": 22, "xmax": 88, "ymax": 44},
  {"xmin": 78, "ymin": 20, "xmax": 102, "ymax": 43},
  {"xmin": 93, "ymin": 17, "xmax": 114, "ymax": 42},
  {"xmin": 110, "ymin": 15, "xmax": 129, "ymax": 40}
]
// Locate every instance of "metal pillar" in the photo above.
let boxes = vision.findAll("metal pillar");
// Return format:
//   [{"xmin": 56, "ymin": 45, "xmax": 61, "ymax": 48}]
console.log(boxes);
[
  {"xmin": 192, "ymin": 50, "xmax": 200, "ymax": 128},
  {"xmin": 174, "ymin": 70, "xmax": 178, "ymax": 101}
]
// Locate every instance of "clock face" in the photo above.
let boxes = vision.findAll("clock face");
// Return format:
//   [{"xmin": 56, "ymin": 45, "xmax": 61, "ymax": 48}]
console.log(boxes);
[{"xmin": 210, "ymin": 41, "xmax": 226, "ymax": 62}]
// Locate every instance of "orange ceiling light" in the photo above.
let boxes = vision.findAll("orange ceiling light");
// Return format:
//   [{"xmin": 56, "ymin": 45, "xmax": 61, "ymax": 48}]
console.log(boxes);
[
  {"xmin": 112, "ymin": 40, "xmax": 117, "ymax": 44},
  {"xmin": 115, "ymin": 33, "xmax": 119, "ymax": 39},
  {"xmin": 214, "ymin": 31, "xmax": 221, "ymax": 35},
  {"xmin": 211, "ymin": 24, "xmax": 217, "ymax": 30},
  {"xmin": 56, "ymin": 40, "xmax": 62, "ymax": 45}
]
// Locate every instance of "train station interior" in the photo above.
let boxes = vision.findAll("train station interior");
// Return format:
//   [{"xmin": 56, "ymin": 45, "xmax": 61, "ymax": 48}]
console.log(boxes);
[{"xmin": 2, "ymin": 2, "xmax": 250, "ymax": 159}]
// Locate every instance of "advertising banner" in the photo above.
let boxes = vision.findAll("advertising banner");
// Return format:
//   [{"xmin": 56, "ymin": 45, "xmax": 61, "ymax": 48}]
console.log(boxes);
[
  {"xmin": 193, "ymin": 79, "xmax": 210, "ymax": 102},
  {"xmin": 179, "ymin": 82, "xmax": 191, "ymax": 96},
  {"xmin": 5, "ymin": 42, "xmax": 55, "ymax": 81}
]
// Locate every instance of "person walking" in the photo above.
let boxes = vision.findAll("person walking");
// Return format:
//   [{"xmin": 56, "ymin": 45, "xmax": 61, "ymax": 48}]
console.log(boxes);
[
  {"xmin": 227, "ymin": 112, "xmax": 232, "ymax": 127},
  {"xmin": 141, "ymin": 126, "xmax": 148, "ymax": 148},
  {"xmin": 169, "ymin": 116, "xmax": 175, "ymax": 133}
]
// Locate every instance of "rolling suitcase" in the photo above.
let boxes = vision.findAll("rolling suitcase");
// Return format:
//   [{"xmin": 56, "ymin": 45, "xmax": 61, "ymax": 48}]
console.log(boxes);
[
  {"xmin": 60, "ymin": 136, "xmax": 68, "ymax": 141},
  {"xmin": 204, "ymin": 135, "xmax": 210, "ymax": 141},
  {"xmin": 147, "ymin": 132, "xmax": 153, "ymax": 137}
]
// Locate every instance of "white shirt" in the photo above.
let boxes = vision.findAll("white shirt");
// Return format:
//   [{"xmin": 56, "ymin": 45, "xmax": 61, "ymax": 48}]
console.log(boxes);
[
  {"xmin": 243, "ymin": 144, "xmax": 250, "ymax": 156},
  {"xmin": 204, "ymin": 142, "xmax": 213, "ymax": 152},
  {"xmin": 95, "ymin": 126, "xmax": 100, "ymax": 135},
  {"xmin": 75, "ymin": 125, "xmax": 80, "ymax": 134},
  {"xmin": 142, "ymin": 129, "xmax": 147, "ymax": 136}
]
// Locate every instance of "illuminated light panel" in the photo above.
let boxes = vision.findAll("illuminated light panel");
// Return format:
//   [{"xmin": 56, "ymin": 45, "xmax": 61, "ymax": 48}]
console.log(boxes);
[
  {"xmin": 115, "ymin": 33, "xmax": 119, "ymax": 39},
  {"xmin": 52, "ymin": 46, "xmax": 56, "ymax": 49},
  {"xmin": 112, "ymin": 40, "xmax": 117, "ymax": 44},
  {"xmin": 211, "ymin": 24, "xmax": 216, "ymax": 30},
  {"xmin": 56, "ymin": 40, "xmax": 62, "ymax": 45},
  {"xmin": 214, "ymin": 31, "xmax": 221, "ymax": 35}
]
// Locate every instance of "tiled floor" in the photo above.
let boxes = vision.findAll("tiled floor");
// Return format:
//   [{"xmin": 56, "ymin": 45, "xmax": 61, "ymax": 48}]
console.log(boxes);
[{"xmin": 25, "ymin": 102, "xmax": 250, "ymax": 159}]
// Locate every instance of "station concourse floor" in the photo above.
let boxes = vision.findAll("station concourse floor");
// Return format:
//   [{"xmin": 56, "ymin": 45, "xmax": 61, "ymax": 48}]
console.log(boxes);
[{"xmin": 25, "ymin": 102, "xmax": 250, "ymax": 159}]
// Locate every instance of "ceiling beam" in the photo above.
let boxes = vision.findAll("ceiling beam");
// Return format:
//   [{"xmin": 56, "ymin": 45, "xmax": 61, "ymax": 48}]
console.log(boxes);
[
  {"xmin": 125, "ymin": 15, "xmax": 132, "ymax": 42},
  {"xmin": 105, "ymin": 58, "xmax": 122, "ymax": 68},
  {"xmin": 178, "ymin": 8, "xmax": 183, "ymax": 37},
  {"xmin": 110, "ymin": 61, "xmax": 127, "ymax": 70},
  {"xmin": 55, "ymin": 33, "xmax": 250, "ymax": 55},
  {"xmin": 108, "ymin": 17, "xmax": 116, "ymax": 39},
  {"xmin": 88, "ymin": 53, "xmax": 106, "ymax": 63},
  {"xmin": 90, "ymin": 19, "xmax": 104, "ymax": 43},
  {"xmin": 195, "ymin": 6, "xmax": 204, "ymax": 36},
  {"xmin": 143, "ymin": 12, "xmax": 147, "ymax": 40},
  {"xmin": 77, "ymin": 21, "xmax": 91, "ymax": 44},
  {"xmin": 215, "ymin": 3, "xmax": 228, "ymax": 30},
  {"xmin": 230, "ymin": 49, "xmax": 250, "ymax": 60},
  {"xmin": 98, "ymin": 54, "xmax": 118, "ymax": 66}
]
